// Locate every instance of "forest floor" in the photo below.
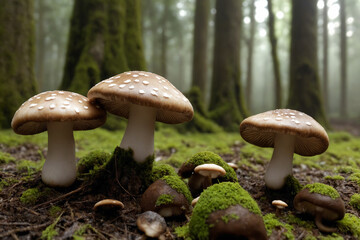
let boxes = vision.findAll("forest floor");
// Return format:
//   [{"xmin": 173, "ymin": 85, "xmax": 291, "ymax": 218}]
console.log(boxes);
[{"xmin": 1, "ymin": 120, "xmax": 360, "ymax": 240}]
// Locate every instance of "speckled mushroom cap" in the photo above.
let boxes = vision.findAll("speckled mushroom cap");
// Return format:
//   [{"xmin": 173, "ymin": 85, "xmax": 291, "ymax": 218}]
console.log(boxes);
[
  {"xmin": 87, "ymin": 71, "xmax": 194, "ymax": 124},
  {"xmin": 11, "ymin": 90, "xmax": 106, "ymax": 135},
  {"xmin": 240, "ymin": 109, "xmax": 329, "ymax": 156}
]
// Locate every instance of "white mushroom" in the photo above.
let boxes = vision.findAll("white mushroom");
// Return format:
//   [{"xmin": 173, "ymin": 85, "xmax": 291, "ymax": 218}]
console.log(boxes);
[
  {"xmin": 87, "ymin": 71, "xmax": 194, "ymax": 163},
  {"xmin": 11, "ymin": 91, "xmax": 106, "ymax": 187}
]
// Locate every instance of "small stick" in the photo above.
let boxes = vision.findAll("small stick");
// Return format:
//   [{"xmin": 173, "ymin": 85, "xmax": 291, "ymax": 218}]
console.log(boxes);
[{"xmin": 0, "ymin": 222, "xmax": 51, "ymax": 238}]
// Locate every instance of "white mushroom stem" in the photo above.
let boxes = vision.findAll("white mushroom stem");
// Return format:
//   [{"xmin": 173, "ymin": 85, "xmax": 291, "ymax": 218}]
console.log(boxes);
[
  {"xmin": 120, "ymin": 104, "xmax": 156, "ymax": 163},
  {"xmin": 264, "ymin": 134, "xmax": 295, "ymax": 190},
  {"xmin": 42, "ymin": 122, "xmax": 77, "ymax": 187}
]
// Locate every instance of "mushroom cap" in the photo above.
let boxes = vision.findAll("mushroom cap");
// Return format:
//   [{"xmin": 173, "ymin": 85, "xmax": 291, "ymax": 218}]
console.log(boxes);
[
  {"xmin": 136, "ymin": 211, "xmax": 167, "ymax": 238},
  {"xmin": 272, "ymin": 200, "xmax": 288, "ymax": 209},
  {"xmin": 240, "ymin": 109, "xmax": 329, "ymax": 156},
  {"xmin": 93, "ymin": 199, "xmax": 125, "ymax": 211},
  {"xmin": 293, "ymin": 188, "xmax": 345, "ymax": 221},
  {"xmin": 194, "ymin": 163, "xmax": 226, "ymax": 178},
  {"xmin": 87, "ymin": 71, "xmax": 194, "ymax": 124},
  {"xmin": 11, "ymin": 90, "xmax": 106, "ymax": 135}
]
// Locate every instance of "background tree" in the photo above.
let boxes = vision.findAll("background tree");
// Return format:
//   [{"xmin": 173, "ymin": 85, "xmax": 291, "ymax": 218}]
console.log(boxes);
[
  {"xmin": 61, "ymin": 0, "xmax": 146, "ymax": 95},
  {"xmin": 322, "ymin": 0, "xmax": 329, "ymax": 113},
  {"xmin": 339, "ymin": 0, "xmax": 347, "ymax": 117},
  {"xmin": 0, "ymin": 0, "xmax": 37, "ymax": 128},
  {"xmin": 287, "ymin": 0, "xmax": 328, "ymax": 127},
  {"xmin": 209, "ymin": 0, "xmax": 248, "ymax": 130},
  {"xmin": 267, "ymin": 0, "xmax": 282, "ymax": 109},
  {"xmin": 191, "ymin": 0, "xmax": 210, "ymax": 99}
]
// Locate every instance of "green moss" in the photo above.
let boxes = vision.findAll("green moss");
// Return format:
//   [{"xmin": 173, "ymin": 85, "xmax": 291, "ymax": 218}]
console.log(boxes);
[
  {"xmin": 263, "ymin": 213, "xmax": 295, "ymax": 240},
  {"xmin": 174, "ymin": 223, "xmax": 191, "ymax": 240},
  {"xmin": 324, "ymin": 175, "xmax": 345, "ymax": 181},
  {"xmin": 155, "ymin": 194, "xmax": 174, "ymax": 207},
  {"xmin": 49, "ymin": 205, "xmax": 62, "ymax": 217},
  {"xmin": 221, "ymin": 213, "xmax": 240, "ymax": 224},
  {"xmin": 20, "ymin": 188, "xmax": 41, "ymax": 205},
  {"xmin": 161, "ymin": 175, "xmax": 192, "ymax": 203},
  {"xmin": 77, "ymin": 150, "xmax": 110, "ymax": 179},
  {"xmin": 189, "ymin": 182, "xmax": 261, "ymax": 240},
  {"xmin": 0, "ymin": 151, "xmax": 15, "ymax": 164},
  {"xmin": 350, "ymin": 193, "xmax": 360, "ymax": 211},
  {"xmin": 337, "ymin": 213, "xmax": 360, "ymax": 238},
  {"xmin": 41, "ymin": 214, "xmax": 62, "ymax": 240},
  {"xmin": 285, "ymin": 214, "xmax": 315, "ymax": 229},
  {"xmin": 349, "ymin": 173, "xmax": 360, "ymax": 186},
  {"xmin": 303, "ymin": 183, "xmax": 340, "ymax": 200},
  {"xmin": 150, "ymin": 163, "xmax": 177, "ymax": 183},
  {"xmin": 318, "ymin": 233, "xmax": 344, "ymax": 240},
  {"xmin": 182, "ymin": 151, "xmax": 237, "ymax": 182}
]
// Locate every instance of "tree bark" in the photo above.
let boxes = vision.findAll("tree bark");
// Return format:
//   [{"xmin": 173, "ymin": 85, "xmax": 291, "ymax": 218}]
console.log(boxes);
[
  {"xmin": 287, "ymin": 0, "xmax": 328, "ymax": 127},
  {"xmin": 322, "ymin": 0, "xmax": 329, "ymax": 113},
  {"xmin": 245, "ymin": 0, "xmax": 256, "ymax": 112},
  {"xmin": 339, "ymin": 0, "xmax": 347, "ymax": 117},
  {"xmin": 0, "ymin": 0, "xmax": 37, "ymax": 128},
  {"xmin": 267, "ymin": 0, "xmax": 282, "ymax": 109},
  {"xmin": 209, "ymin": 0, "xmax": 248, "ymax": 131},
  {"xmin": 191, "ymin": 0, "xmax": 210, "ymax": 98},
  {"xmin": 160, "ymin": 0, "xmax": 170, "ymax": 77}
]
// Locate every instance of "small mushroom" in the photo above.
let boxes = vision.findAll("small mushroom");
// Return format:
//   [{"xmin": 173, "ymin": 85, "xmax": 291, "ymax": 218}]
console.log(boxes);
[
  {"xmin": 227, "ymin": 162, "xmax": 238, "ymax": 170},
  {"xmin": 293, "ymin": 183, "xmax": 345, "ymax": 232},
  {"xmin": 137, "ymin": 211, "xmax": 167, "ymax": 238},
  {"xmin": 188, "ymin": 164, "xmax": 226, "ymax": 196},
  {"xmin": 272, "ymin": 199, "xmax": 288, "ymax": 216},
  {"xmin": 140, "ymin": 176, "xmax": 191, "ymax": 217},
  {"xmin": 11, "ymin": 91, "xmax": 106, "ymax": 187},
  {"xmin": 94, "ymin": 199, "xmax": 124, "ymax": 212},
  {"xmin": 191, "ymin": 196, "xmax": 200, "ymax": 207},
  {"xmin": 88, "ymin": 71, "xmax": 193, "ymax": 163},
  {"xmin": 240, "ymin": 109, "xmax": 329, "ymax": 190}
]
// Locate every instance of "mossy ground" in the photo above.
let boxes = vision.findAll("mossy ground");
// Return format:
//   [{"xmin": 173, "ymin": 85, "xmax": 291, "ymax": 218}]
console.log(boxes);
[{"xmin": 1, "ymin": 126, "xmax": 360, "ymax": 239}]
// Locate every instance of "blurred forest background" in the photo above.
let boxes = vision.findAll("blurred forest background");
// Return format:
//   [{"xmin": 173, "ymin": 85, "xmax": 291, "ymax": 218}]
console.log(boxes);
[{"xmin": 0, "ymin": 0, "xmax": 359, "ymax": 131}]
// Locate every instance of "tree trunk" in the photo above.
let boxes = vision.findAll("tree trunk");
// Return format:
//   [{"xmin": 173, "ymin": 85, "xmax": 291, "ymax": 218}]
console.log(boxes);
[
  {"xmin": 61, "ymin": 0, "xmax": 146, "ymax": 95},
  {"xmin": 209, "ymin": 0, "xmax": 248, "ymax": 131},
  {"xmin": 245, "ymin": 0, "xmax": 256, "ymax": 112},
  {"xmin": 339, "ymin": 0, "xmax": 347, "ymax": 117},
  {"xmin": 0, "ymin": 0, "xmax": 37, "ymax": 128},
  {"xmin": 267, "ymin": 0, "xmax": 282, "ymax": 109},
  {"xmin": 160, "ymin": 0, "xmax": 170, "ymax": 77},
  {"xmin": 322, "ymin": 0, "xmax": 329, "ymax": 113},
  {"xmin": 191, "ymin": 0, "xmax": 210, "ymax": 98},
  {"xmin": 35, "ymin": 0, "xmax": 46, "ymax": 91},
  {"xmin": 287, "ymin": 0, "xmax": 328, "ymax": 127}
]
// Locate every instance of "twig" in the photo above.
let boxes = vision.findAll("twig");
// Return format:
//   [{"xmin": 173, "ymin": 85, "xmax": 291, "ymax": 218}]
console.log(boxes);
[
  {"xmin": 0, "ymin": 221, "xmax": 51, "ymax": 238},
  {"xmin": 33, "ymin": 185, "xmax": 86, "ymax": 209},
  {"xmin": 10, "ymin": 232, "xmax": 19, "ymax": 240},
  {"xmin": 0, "ymin": 222, "xmax": 31, "ymax": 226}
]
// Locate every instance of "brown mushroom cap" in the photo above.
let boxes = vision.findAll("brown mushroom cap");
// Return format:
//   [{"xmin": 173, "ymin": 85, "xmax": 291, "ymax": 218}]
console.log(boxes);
[
  {"xmin": 11, "ymin": 90, "xmax": 106, "ymax": 135},
  {"xmin": 93, "ymin": 199, "xmax": 125, "ymax": 211},
  {"xmin": 87, "ymin": 71, "xmax": 194, "ymax": 124},
  {"xmin": 194, "ymin": 163, "xmax": 226, "ymax": 178},
  {"xmin": 207, "ymin": 205, "xmax": 267, "ymax": 240},
  {"xmin": 272, "ymin": 200, "xmax": 288, "ymax": 209},
  {"xmin": 240, "ymin": 109, "xmax": 329, "ymax": 156}
]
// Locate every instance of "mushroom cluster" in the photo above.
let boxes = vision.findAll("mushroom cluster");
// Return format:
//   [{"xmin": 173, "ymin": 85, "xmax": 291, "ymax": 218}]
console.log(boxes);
[{"xmin": 240, "ymin": 109, "xmax": 329, "ymax": 190}]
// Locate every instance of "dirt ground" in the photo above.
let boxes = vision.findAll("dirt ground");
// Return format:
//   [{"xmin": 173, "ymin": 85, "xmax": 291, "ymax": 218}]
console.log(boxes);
[{"xmin": 0, "ymin": 119, "xmax": 359, "ymax": 240}]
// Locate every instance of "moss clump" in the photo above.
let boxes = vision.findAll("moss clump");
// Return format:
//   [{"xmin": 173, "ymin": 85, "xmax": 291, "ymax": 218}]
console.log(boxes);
[
  {"xmin": 349, "ymin": 173, "xmax": 360, "ymax": 186},
  {"xmin": 189, "ymin": 182, "xmax": 261, "ymax": 240},
  {"xmin": 77, "ymin": 150, "xmax": 110, "ymax": 179},
  {"xmin": 350, "ymin": 193, "xmax": 360, "ymax": 211},
  {"xmin": 161, "ymin": 175, "xmax": 192, "ymax": 203},
  {"xmin": 175, "ymin": 223, "xmax": 191, "ymax": 240},
  {"xmin": 263, "ymin": 213, "xmax": 295, "ymax": 240},
  {"xmin": 41, "ymin": 214, "xmax": 62, "ymax": 240},
  {"xmin": 155, "ymin": 194, "xmax": 174, "ymax": 207},
  {"xmin": 324, "ymin": 175, "xmax": 345, "ymax": 181},
  {"xmin": 0, "ymin": 151, "xmax": 15, "ymax": 164},
  {"xmin": 181, "ymin": 151, "xmax": 237, "ymax": 182},
  {"xmin": 49, "ymin": 206, "xmax": 62, "ymax": 217},
  {"xmin": 303, "ymin": 183, "xmax": 340, "ymax": 200},
  {"xmin": 150, "ymin": 163, "xmax": 177, "ymax": 183},
  {"xmin": 337, "ymin": 213, "xmax": 360, "ymax": 237},
  {"xmin": 20, "ymin": 188, "xmax": 41, "ymax": 205},
  {"xmin": 266, "ymin": 175, "xmax": 302, "ymax": 202},
  {"xmin": 221, "ymin": 213, "xmax": 240, "ymax": 223}
]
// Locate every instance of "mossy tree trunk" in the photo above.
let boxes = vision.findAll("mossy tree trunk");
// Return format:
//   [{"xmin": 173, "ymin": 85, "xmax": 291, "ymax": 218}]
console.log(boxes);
[
  {"xmin": 339, "ymin": 0, "xmax": 347, "ymax": 117},
  {"xmin": 287, "ymin": 0, "xmax": 328, "ymax": 127},
  {"xmin": 0, "ymin": 0, "xmax": 37, "ymax": 128},
  {"xmin": 267, "ymin": 0, "xmax": 282, "ymax": 109},
  {"xmin": 209, "ymin": 0, "xmax": 248, "ymax": 131},
  {"xmin": 191, "ymin": 0, "xmax": 210, "ymax": 101},
  {"xmin": 61, "ymin": 0, "xmax": 146, "ymax": 95}
]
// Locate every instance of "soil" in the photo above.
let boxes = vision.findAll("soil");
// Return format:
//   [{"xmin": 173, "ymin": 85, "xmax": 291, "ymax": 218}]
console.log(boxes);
[{"xmin": 1, "ymin": 134, "xmax": 360, "ymax": 239}]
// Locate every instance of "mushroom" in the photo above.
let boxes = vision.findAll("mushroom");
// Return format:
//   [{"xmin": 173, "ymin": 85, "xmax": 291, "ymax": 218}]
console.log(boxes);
[
  {"xmin": 188, "ymin": 163, "xmax": 226, "ymax": 196},
  {"xmin": 94, "ymin": 199, "xmax": 124, "ymax": 212},
  {"xmin": 272, "ymin": 199, "xmax": 288, "ymax": 216},
  {"xmin": 293, "ymin": 183, "xmax": 345, "ymax": 233},
  {"xmin": 137, "ymin": 211, "xmax": 167, "ymax": 239},
  {"xmin": 140, "ymin": 176, "xmax": 192, "ymax": 217},
  {"xmin": 87, "ymin": 71, "xmax": 193, "ymax": 163},
  {"xmin": 11, "ymin": 91, "xmax": 106, "ymax": 187},
  {"xmin": 240, "ymin": 109, "xmax": 329, "ymax": 190}
]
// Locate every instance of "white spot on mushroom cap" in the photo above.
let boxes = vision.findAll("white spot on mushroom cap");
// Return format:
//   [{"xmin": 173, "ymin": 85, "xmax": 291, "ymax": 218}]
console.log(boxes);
[
  {"xmin": 134, "ymin": 79, "xmax": 140, "ymax": 83},
  {"xmin": 129, "ymin": 85, "xmax": 135, "ymax": 90},
  {"xmin": 38, "ymin": 106, "xmax": 44, "ymax": 110},
  {"xmin": 306, "ymin": 122, "xmax": 312, "ymax": 126},
  {"xmin": 49, "ymin": 104, "xmax": 56, "ymax": 109},
  {"xmin": 139, "ymin": 90, "xmax": 145, "ymax": 94},
  {"xmin": 45, "ymin": 96, "xmax": 56, "ymax": 101},
  {"xmin": 124, "ymin": 79, "xmax": 131, "ymax": 83},
  {"xmin": 29, "ymin": 103, "xmax": 37, "ymax": 108},
  {"xmin": 119, "ymin": 84, "xmax": 126, "ymax": 88}
]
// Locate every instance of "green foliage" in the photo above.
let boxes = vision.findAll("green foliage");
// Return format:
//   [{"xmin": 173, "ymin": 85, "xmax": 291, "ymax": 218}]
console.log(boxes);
[
  {"xmin": 263, "ymin": 213, "xmax": 295, "ymax": 240},
  {"xmin": 303, "ymin": 183, "xmax": 340, "ymax": 199},
  {"xmin": 77, "ymin": 150, "xmax": 110, "ymax": 179},
  {"xmin": 49, "ymin": 205, "xmax": 62, "ymax": 217},
  {"xmin": 337, "ymin": 213, "xmax": 360, "ymax": 237},
  {"xmin": 20, "ymin": 188, "xmax": 41, "ymax": 205},
  {"xmin": 350, "ymin": 193, "xmax": 360, "ymax": 211},
  {"xmin": 161, "ymin": 175, "xmax": 192, "ymax": 203},
  {"xmin": 174, "ymin": 223, "xmax": 191, "ymax": 240},
  {"xmin": 41, "ymin": 214, "xmax": 62, "ymax": 240},
  {"xmin": 189, "ymin": 182, "xmax": 261, "ymax": 240},
  {"xmin": 150, "ymin": 163, "xmax": 177, "ymax": 183},
  {"xmin": 324, "ymin": 175, "xmax": 345, "ymax": 181},
  {"xmin": 155, "ymin": 194, "xmax": 174, "ymax": 207},
  {"xmin": 0, "ymin": 151, "xmax": 15, "ymax": 164}
]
